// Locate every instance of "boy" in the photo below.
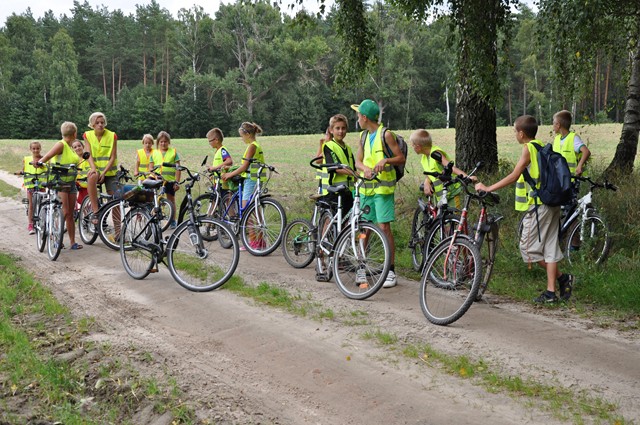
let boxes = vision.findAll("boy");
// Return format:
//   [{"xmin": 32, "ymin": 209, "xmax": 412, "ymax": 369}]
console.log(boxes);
[
  {"xmin": 352, "ymin": 99, "xmax": 405, "ymax": 288},
  {"xmin": 474, "ymin": 115, "xmax": 574, "ymax": 303},
  {"xmin": 552, "ymin": 110, "xmax": 590, "ymax": 176}
]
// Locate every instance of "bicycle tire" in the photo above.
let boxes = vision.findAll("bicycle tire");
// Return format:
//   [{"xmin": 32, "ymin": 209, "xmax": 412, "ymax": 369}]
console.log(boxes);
[
  {"xmin": 332, "ymin": 222, "xmax": 391, "ymax": 300},
  {"xmin": 420, "ymin": 236, "xmax": 482, "ymax": 326},
  {"xmin": 120, "ymin": 208, "xmax": 156, "ymax": 280},
  {"xmin": 218, "ymin": 191, "xmax": 239, "ymax": 249},
  {"xmin": 159, "ymin": 197, "xmax": 175, "ymax": 232},
  {"xmin": 47, "ymin": 205, "xmax": 64, "ymax": 261},
  {"xmin": 476, "ymin": 223, "xmax": 499, "ymax": 301},
  {"xmin": 191, "ymin": 193, "xmax": 223, "ymax": 241},
  {"xmin": 97, "ymin": 200, "xmax": 123, "ymax": 250},
  {"xmin": 422, "ymin": 214, "xmax": 461, "ymax": 272},
  {"xmin": 78, "ymin": 196, "xmax": 99, "ymax": 245},
  {"xmin": 281, "ymin": 218, "xmax": 316, "ymax": 268},
  {"xmin": 167, "ymin": 218, "xmax": 239, "ymax": 292},
  {"xmin": 410, "ymin": 206, "xmax": 431, "ymax": 271},
  {"xmin": 36, "ymin": 202, "xmax": 48, "ymax": 253},
  {"xmin": 315, "ymin": 211, "xmax": 337, "ymax": 281},
  {"xmin": 240, "ymin": 197, "xmax": 286, "ymax": 256},
  {"xmin": 565, "ymin": 211, "xmax": 611, "ymax": 265}
]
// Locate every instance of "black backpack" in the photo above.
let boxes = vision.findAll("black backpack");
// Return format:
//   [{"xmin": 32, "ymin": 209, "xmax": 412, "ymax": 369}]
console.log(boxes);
[
  {"xmin": 523, "ymin": 142, "xmax": 573, "ymax": 207},
  {"xmin": 360, "ymin": 127, "xmax": 408, "ymax": 181}
]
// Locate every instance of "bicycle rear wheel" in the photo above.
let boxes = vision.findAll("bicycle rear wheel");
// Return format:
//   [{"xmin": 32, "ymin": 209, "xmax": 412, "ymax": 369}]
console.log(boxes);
[
  {"xmin": 420, "ymin": 237, "xmax": 482, "ymax": 326},
  {"xmin": 332, "ymin": 222, "xmax": 390, "ymax": 300},
  {"xmin": 423, "ymin": 214, "xmax": 460, "ymax": 270},
  {"xmin": 47, "ymin": 205, "xmax": 64, "ymax": 261},
  {"xmin": 218, "ymin": 192, "xmax": 238, "ymax": 249},
  {"xmin": 97, "ymin": 200, "xmax": 123, "ymax": 250},
  {"xmin": 410, "ymin": 207, "xmax": 431, "ymax": 271},
  {"xmin": 240, "ymin": 197, "xmax": 286, "ymax": 256},
  {"xmin": 281, "ymin": 218, "xmax": 316, "ymax": 268},
  {"xmin": 120, "ymin": 209, "xmax": 156, "ymax": 279},
  {"xmin": 78, "ymin": 196, "xmax": 99, "ymax": 244},
  {"xmin": 315, "ymin": 211, "xmax": 337, "ymax": 281},
  {"xmin": 565, "ymin": 211, "xmax": 611, "ymax": 265},
  {"xmin": 36, "ymin": 202, "xmax": 48, "ymax": 253},
  {"xmin": 159, "ymin": 197, "xmax": 174, "ymax": 232},
  {"xmin": 167, "ymin": 218, "xmax": 239, "ymax": 291},
  {"xmin": 191, "ymin": 193, "xmax": 223, "ymax": 241},
  {"xmin": 476, "ymin": 223, "xmax": 499, "ymax": 301}
]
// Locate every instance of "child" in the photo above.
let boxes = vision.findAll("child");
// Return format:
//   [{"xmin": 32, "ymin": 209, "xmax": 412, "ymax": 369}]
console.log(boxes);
[
  {"xmin": 72, "ymin": 139, "xmax": 89, "ymax": 205},
  {"xmin": 134, "ymin": 134, "xmax": 158, "ymax": 180},
  {"xmin": 156, "ymin": 131, "xmax": 181, "ymax": 228},
  {"xmin": 206, "ymin": 128, "xmax": 233, "ymax": 190},
  {"xmin": 320, "ymin": 114, "xmax": 356, "ymax": 214},
  {"xmin": 410, "ymin": 129, "xmax": 466, "ymax": 209},
  {"xmin": 552, "ymin": 110, "xmax": 591, "ymax": 177},
  {"xmin": 21, "ymin": 141, "xmax": 44, "ymax": 234},
  {"xmin": 38, "ymin": 121, "xmax": 82, "ymax": 250},
  {"xmin": 474, "ymin": 115, "xmax": 574, "ymax": 303},
  {"xmin": 222, "ymin": 122, "xmax": 265, "ymax": 250}
]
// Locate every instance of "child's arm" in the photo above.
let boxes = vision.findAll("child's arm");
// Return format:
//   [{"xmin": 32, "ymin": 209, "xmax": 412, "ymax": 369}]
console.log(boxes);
[
  {"xmin": 38, "ymin": 142, "xmax": 64, "ymax": 165},
  {"xmin": 174, "ymin": 159, "xmax": 181, "ymax": 186},
  {"xmin": 575, "ymin": 145, "xmax": 591, "ymax": 176},
  {"xmin": 134, "ymin": 154, "xmax": 141, "ymax": 177},
  {"xmin": 222, "ymin": 145, "xmax": 254, "ymax": 180},
  {"xmin": 476, "ymin": 145, "xmax": 531, "ymax": 193}
]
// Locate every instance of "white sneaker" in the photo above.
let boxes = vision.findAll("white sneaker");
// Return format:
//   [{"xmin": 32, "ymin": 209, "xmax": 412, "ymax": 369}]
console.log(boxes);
[
  {"xmin": 355, "ymin": 268, "xmax": 367, "ymax": 286},
  {"xmin": 383, "ymin": 270, "xmax": 397, "ymax": 288}
]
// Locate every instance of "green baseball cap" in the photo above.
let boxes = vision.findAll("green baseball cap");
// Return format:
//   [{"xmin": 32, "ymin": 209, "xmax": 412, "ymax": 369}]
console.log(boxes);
[{"xmin": 350, "ymin": 99, "xmax": 379, "ymax": 121}]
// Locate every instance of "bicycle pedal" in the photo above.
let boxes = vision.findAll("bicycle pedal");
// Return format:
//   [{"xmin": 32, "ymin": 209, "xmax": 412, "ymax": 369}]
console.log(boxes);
[
  {"xmin": 149, "ymin": 267, "xmax": 158, "ymax": 273},
  {"xmin": 315, "ymin": 273, "xmax": 330, "ymax": 282}
]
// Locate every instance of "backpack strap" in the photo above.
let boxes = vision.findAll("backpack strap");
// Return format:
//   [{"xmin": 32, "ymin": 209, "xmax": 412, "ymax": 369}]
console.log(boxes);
[
  {"xmin": 381, "ymin": 127, "xmax": 394, "ymax": 159},
  {"xmin": 521, "ymin": 144, "xmax": 542, "ymax": 242}
]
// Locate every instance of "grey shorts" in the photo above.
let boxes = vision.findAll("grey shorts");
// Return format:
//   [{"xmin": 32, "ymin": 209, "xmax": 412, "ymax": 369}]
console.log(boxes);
[{"xmin": 519, "ymin": 204, "xmax": 564, "ymax": 264}]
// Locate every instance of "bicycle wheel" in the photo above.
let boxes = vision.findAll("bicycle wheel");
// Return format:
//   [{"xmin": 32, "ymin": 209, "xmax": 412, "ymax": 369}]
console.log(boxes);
[
  {"xmin": 167, "ymin": 218, "xmax": 239, "ymax": 292},
  {"xmin": 191, "ymin": 193, "xmax": 223, "ymax": 241},
  {"xmin": 281, "ymin": 218, "xmax": 316, "ymax": 268},
  {"xmin": 240, "ymin": 197, "xmax": 286, "ymax": 256},
  {"xmin": 47, "ymin": 205, "xmax": 64, "ymax": 261},
  {"xmin": 97, "ymin": 200, "xmax": 126, "ymax": 250},
  {"xmin": 420, "ymin": 237, "xmax": 482, "ymax": 326},
  {"xmin": 36, "ymin": 202, "xmax": 48, "ymax": 253},
  {"xmin": 332, "ymin": 222, "xmax": 391, "ymax": 300},
  {"xmin": 78, "ymin": 196, "xmax": 99, "ymax": 245},
  {"xmin": 476, "ymin": 223, "xmax": 499, "ymax": 301},
  {"xmin": 315, "ymin": 211, "xmax": 337, "ymax": 281},
  {"xmin": 218, "ymin": 192, "xmax": 238, "ymax": 249},
  {"xmin": 159, "ymin": 197, "xmax": 175, "ymax": 232},
  {"xmin": 423, "ymin": 214, "xmax": 461, "ymax": 270},
  {"xmin": 120, "ymin": 208, "xmax": 156, "ymax": 280},
  {"xmin": 565, "ymin": 211, "xmax": 611, "ymax": 265},
  {"xmin": 410, "ymin": 206, "xmax": 431, "ymax": 271}
]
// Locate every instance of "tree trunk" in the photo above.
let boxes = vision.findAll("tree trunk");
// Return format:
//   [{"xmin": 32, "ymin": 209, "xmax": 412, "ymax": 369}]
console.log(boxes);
[
  {"xmin": 606, "ymin": 42, "xmax": 640, "ymax": 175},
  {"xmin": 604, "ymin": 60, "xmax": 610, "ymax": 109},
  {"xmin": 455, "ymin": 87, "xmax": 498, "ymax": 173},
  {"xmin": 165, "ymin": 47, "xmax": 169, "ymax": 102},
  {"xmin": 143, "ymin": 51, "xmax": 147, "ymax": 87},
  {"xmin": 102, "ymin": 61, "xmax": 107, "ymax": 98},
  {"xmin": 111, "ymin": 58, "xmax": 115, "ymax": 108}
]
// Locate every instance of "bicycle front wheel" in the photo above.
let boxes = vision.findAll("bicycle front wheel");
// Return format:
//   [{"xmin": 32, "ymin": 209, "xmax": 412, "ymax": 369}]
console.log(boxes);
[
  {"xmin": 423, "ymin": 214, "xmax": 461, "ymax": 267},
  {"xmin": 47, "ymin": 205, "xmax": 64, "ymax": 261},
  {"xmin": 36, "ymin": 202, "xmax": 48, "ymax": 253},
  {"xmin": 120, "ymin": 208, "xmax": 156, "ymax": 280},
  {"xmin": 97, "ymin": 200, "xmax": 124, "ymax": 250},
  {"xmin": 332, "ymin": 222, "xmax": 391, "ymax": 300},
  {"xmin": 476, "ymin": 223, "xmax": 499, "ymax": 301},
  {"xmin": 281, "ymin": 218, "xmax": 316, "ymax": 268},
  {"xmin": 159, "ymin": 197, "xmax": 175, "ymax": 232},
  {"xmin": 565, "ymin": 211, "xmax": 611, "ymax": 265},
  {"xmin": 167, "ymin": 218, "xmax": 239, "ymax": 291},
  {"xmin": 240, "ymin": 198, "xmax": 286, "ymax": 256},
  {"xmin": 410, "ymin": 207, "xmax": 431, "ymax": 271},
  {"xmin": 420, "ymin": 237, "xmax": 482, "ymax": 326},
  {"xmin": 192, "ymin": 193, "xmax": 223, "ymax": 241},
  {"xmin": 78, "ymin": 196, "xmax": 99, "ymax": 244}
]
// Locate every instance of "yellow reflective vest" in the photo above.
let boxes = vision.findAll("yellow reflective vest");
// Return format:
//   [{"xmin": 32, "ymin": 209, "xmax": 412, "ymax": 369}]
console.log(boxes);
[
  {"xmin": 553, "ymin": 132, "xmax": 586, "ymax": 176},
  {"xmin": 86, "ymin": 129, "xmax": 117, "ymax": 176},
  {"xmin": 158, "ymin": 148, "xmax": 178, "ymax": 182},
  {"xmin": 515, "ymin": 140, "xmax": 543, "ymax": 211},
  {"xmin": 359, "ymin": 126, "xmax": 396, "ymax": 196},
  {"xmin": 23, "ymin": 156, "xmax": 42, "ymax": 189},
  {"xmin": 137, "ymin": 148, "xmax": 156, "ymax": 176},
  {"xmin": 420, "ymin": 146, "xmax": 461, "ymax": 200},
  {"xmin": 54, "ymin": 141, "xmax": 80, "ymax": 185},
  {"xmin": 320, "ymin": 139, "xmax": 355, "ymax": 194},
  {"xmin": 242, "ymin": 141, "xmax": 265, "ymax": 182}
]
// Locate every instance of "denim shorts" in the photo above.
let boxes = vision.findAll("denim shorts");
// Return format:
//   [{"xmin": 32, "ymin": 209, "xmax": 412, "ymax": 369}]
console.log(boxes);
[{"xmin": 242, "ymin": 178, "xmax": 257, "ymax": 202}]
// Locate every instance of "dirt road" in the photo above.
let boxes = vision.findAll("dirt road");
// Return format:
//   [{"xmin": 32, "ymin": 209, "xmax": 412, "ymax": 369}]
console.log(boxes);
[{"xmin": 1, "ymin": 169, "xmax": 638, "ymax": 424}]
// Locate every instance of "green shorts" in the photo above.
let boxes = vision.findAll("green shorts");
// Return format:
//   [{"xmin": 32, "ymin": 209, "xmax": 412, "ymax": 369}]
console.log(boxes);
[{"xmin": 360, "ymin": 193, "xmax": 395, "ymax": 223}]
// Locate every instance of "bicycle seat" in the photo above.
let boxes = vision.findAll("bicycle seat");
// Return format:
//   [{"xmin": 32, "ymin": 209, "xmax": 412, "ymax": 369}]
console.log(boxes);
[
  {"xmin": 327, "ymin": 184, "xmax": 348, "ymax": 195},
  {"xmin": 141, "ymin": 179, "xmax": 164, "ymax": 190}
]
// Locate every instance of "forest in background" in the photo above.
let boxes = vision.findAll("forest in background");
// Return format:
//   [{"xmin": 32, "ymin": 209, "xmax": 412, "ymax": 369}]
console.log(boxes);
[{"xmin": 0, "ymin": 0, "xmax": 634, "ymax": 140}]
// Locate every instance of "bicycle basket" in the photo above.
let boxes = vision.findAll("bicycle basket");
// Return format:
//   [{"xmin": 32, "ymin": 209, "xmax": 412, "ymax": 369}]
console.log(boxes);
[{"xmin": 117, "ymin": 184, "xmax": 154, "ymax": 203}]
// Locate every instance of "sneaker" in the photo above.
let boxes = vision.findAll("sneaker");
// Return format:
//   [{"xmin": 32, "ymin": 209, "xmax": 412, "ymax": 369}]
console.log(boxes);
[
  {"xmin": 533, "ymin": 290, "xmax": 558, "ymax": 304},
  {"xmin": 28, "ymin": 224, "xmax": 35, "ymax": 235},
  {"xmin": 559, "ymin": 274, "xmax": 575, "ymax": 301},
  {"xmin": 169, "ymin": 220, "xmax": 177, "ymax": 229},
  {"xmin": 249, "ymin": 239, "xmax": 266, "ymax": 250},
  {"xmin": 239, "ymin": 245, "xmax": 247, "ymax": 252},
  {"xmin": 383, "ymin": 270, "xmax": 397, "ymax": 288},
  {"xmin": 355, "ymin": 268, "xmax": 367, "ymax": 287}
]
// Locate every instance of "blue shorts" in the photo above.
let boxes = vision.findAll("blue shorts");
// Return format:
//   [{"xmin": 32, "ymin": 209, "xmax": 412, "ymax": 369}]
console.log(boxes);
[
  {"xmin": 360, "ymin": 193, "xmax": 395, "ymax": 223},
  {"xmin": 242, "ymin": 179, "xmax": 257, "ymax": 202}
]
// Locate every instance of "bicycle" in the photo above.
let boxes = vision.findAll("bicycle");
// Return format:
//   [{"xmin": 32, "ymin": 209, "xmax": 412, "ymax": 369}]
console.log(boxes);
[
  {"xmin": 420, "ymin": 162, "xmax": 502, "ymax": 325},
  {"xmin": 216, "ymin": 158, "xmax": 286, "ymax": 256},
  {"xmin": 119, "ymin": 163, "xmax": 240, "ymax": 292},
  {"xmin": 517, "ymin": 175, "xmax": 616, "ymax": 265}
]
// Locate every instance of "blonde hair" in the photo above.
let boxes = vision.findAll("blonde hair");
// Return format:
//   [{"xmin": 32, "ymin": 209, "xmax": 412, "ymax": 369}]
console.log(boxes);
[
  {"xmin": 88, "ymin": 112, "xmax": 107, "ymax": 129},
  {"xmin": 239, "ymin": 122, "xmax": 263, "ymax": 136},
  {"xmin": 142, "ymin": 134, "xmax": 154, "ymax": 144},
  {"xmin": 156, "ymin": 131, "xmax": 171, "ymax": 148},
  {"xmin": 29, "ymin": 141, "xmax": 42, "ymax": 149},
  {"xmin": 329, "ymin": 114, "xmax": 348, "ymax": 130},
  {"xmin": 410, "ymin": 129, "xmax": 432, "ymax": 147},
  {"xmin": 60, "ymin": 121, "xmax": 78, "ymax": 138},
  {"xmin": 206, "ymin": 128, "xmax": 224, "ymax": 143},
  {"xmin": 553, "ymin": 110, "xmax": 572, "ymax": 130}
]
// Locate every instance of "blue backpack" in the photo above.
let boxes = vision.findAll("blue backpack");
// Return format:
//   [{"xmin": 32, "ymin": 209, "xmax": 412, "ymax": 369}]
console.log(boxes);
[{"xmin": 523, "ymin": 142, "xmax": 573, "ymax": 207}]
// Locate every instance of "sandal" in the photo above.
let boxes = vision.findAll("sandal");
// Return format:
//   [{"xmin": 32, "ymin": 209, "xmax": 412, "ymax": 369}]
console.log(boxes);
[{"xmin": 70, "ymin": 243, "xmax": 83, "ymax": 250}]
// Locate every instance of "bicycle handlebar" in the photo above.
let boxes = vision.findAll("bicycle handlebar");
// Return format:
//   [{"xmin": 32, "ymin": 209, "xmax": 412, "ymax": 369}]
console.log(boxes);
[
  {"xmin": 572, "ymin": 175, "xmax": 617, "ymax": 192},
  {"xmin": 309, "ymin": 157, "xmax": 380, "ymax": 183},
  {"xmin": 244, "ymin": 157, "xmax": 278, "ymax": 173}
]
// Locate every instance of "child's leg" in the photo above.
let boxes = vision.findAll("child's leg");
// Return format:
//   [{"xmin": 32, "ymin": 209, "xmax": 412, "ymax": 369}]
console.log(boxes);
[
  {"xmin": 61, "ymin": 192, "xmax": 77, "ymax": 245},
  {"xmin": 537, "ymin": 260, "xmax": 561, "ymax": 292},
  {"xmin": 27, "ymin": 190, "xmax": 34, "ymax": 225}
]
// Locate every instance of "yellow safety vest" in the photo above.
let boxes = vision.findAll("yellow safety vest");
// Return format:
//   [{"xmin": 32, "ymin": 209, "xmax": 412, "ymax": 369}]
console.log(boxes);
[
  {"xmin": 241, "ymin": 141, "xmax": 266, "ymax": 182},
  {"xmin": 212, "ymin": 146, "xmax": 231, "ymax": 189},
  {"xmin": 137, "ymin": 148, "xmax": 156, "ymax": 176},
  {"xmin": 159, "ymin": 148, "xmax": 178, "ymax": 182},
  {"xmin": 23, "ymin": 156, "xmax": 42, "ymax": 189},
  {"xmin": 86, "ymin": 129, "xmax": 117, "ymax": 176},
  {"xmin": 53, "ymin": 140, "xmax": 80, "ymax": 185},
  {"xmin": 515, "ymin": 140, "xmax": 543, "ymax": 211},
  {"xmin": 320, "ymin": 139, "xmax": 355, "ymax": 194},
  {"xmin": 77, "ymin": 159, "xmax": 90, "ymax": 188},
  {"xmin": 359, "ymin": 126, "xmax": 396, "ymax": 196},
  {"xmin": 420, "ymin": 146, "xmax": 462, "ymax": 200},
  {"xmin": 553, "ymin": 132, "xmax": 586, "ymax": 176}
]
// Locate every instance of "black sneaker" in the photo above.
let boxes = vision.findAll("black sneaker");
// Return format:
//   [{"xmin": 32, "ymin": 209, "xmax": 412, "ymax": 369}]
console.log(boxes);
[
  {"xmin": 533, "ymin": 290, "xmax": 558, "ymax": 304},
  {"xmin": 559, "ymin": 274, "xmax": 575, "ymax": 301}
]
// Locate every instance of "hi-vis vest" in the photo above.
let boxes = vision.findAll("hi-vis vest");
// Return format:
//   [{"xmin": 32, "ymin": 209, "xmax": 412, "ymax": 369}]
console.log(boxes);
[
  {"xmin": 242, "ymin": 141, "xmax": 265, "ymax": 182},
  {"xmin": 137, "ymin": 148, "xmax": 156, "ymax": 176},
  {"xmin": 86, "ymin": 129, "xmax": 117, "ymax": 176},
  {"xmin": 359, "ymin": 126, "xmax": 396, "ymax": 196},
  {"xmin": 77, "ymin": 159, "xmax": 89, "ymax": 188},
  {"xmin": 553, "ymin": 132, "xmax": 584, "ymax": 176},
  {"xmin": 420, "ymin": 146, "xmax": 461, "ymax": 200},
  {"xmin": 212, "ymin": 146, "xmax": 231, "ymax": 189},
  {"xmin": 159, "ymin": 148, "xmax": 177, "ymax": 182},
  {"xmin": 23, "ymin": 156, "xmax": 42, "ymax": 189},
  {"xmin": 515, "ymin": 140, "xmax": 543, "ymax": 211},
  {"xmin": 54, "ymin": 141, "xmax": 80, "ymax": 185},
  {"xmin": 320, "ymin": 139, "xmax": 355, "ymax": 194}
]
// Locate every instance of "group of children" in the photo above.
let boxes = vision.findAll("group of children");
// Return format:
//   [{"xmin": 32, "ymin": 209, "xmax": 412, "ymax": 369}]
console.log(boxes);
[{"xmin": 20, "ymin": 107, "xmax": 589, "ymax": 303}]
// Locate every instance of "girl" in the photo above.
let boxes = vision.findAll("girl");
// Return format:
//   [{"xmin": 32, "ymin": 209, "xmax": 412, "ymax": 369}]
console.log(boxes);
[
  {"xmin": 38, "ymin": 122, "xmax": 82, "ymax": 250},
  {"xmin": 156, "ymin": 131, "xmax": 181, "ymax": 228},
  {"xmin": 134, "ymin": 134, "xmax": 157, "ymax": 180},
  {"xmin": 21, "ymin": 141, "xmax": 43, "ymax": 234},
  {"xmin": 72, "ymin": 139, "xmax": 89, "ymax": 206}
]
